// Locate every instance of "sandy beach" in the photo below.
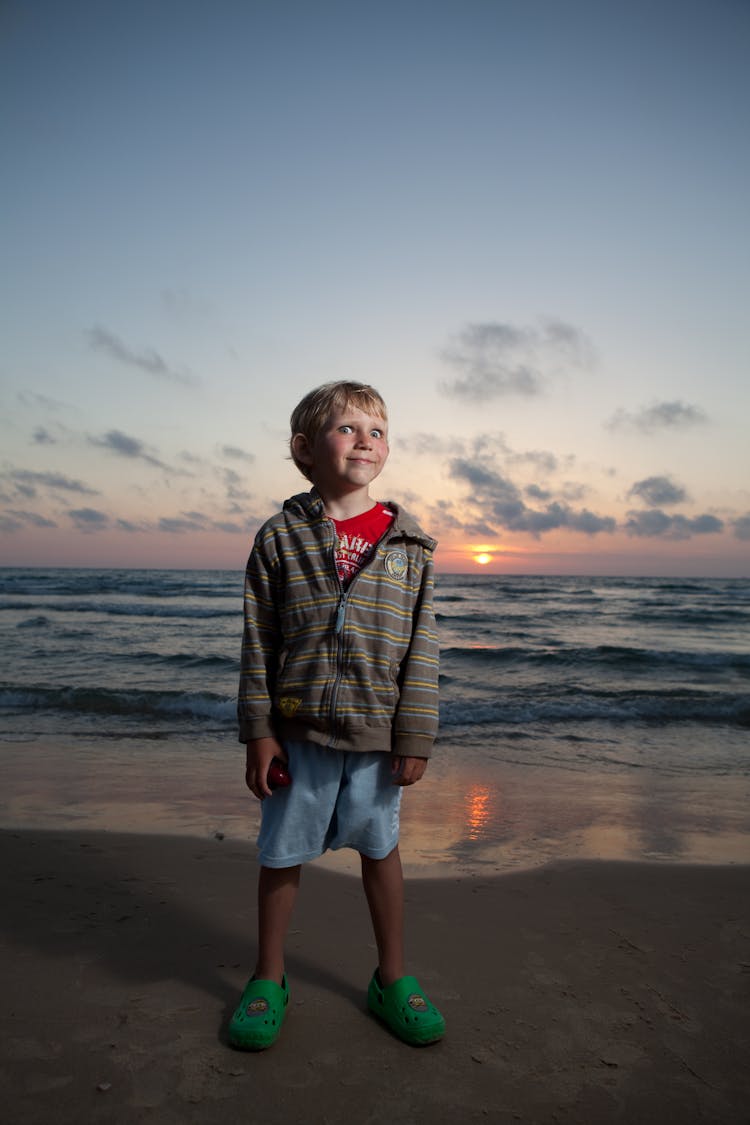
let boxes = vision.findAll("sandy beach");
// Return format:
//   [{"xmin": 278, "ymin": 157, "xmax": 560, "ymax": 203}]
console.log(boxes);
[
  {"xmin": 2, "ymin": 736, "xmax": 749, "ymax": 1124},
  {"xmin": 3, "ymin": 738, "xmax": 749, "ymax": 875},
  {"xmin": 2, "ymin": 822, "xmax": 749, "ymax": 1125}
]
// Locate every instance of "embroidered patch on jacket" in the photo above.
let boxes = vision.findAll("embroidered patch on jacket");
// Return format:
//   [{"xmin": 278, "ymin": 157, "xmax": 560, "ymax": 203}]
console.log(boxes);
[
  {"xmin": 278, "ymin": 696, "xmax": 302, "ymax": 718},
  {"xmin": 384, "ymin": 550, "xmax": 408, "ymax": 581}
]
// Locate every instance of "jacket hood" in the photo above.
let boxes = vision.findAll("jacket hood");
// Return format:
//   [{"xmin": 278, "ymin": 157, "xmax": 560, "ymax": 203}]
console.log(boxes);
[{"xmin": 283, "ymin": 489, "xmax": 437, "ymax": 551}]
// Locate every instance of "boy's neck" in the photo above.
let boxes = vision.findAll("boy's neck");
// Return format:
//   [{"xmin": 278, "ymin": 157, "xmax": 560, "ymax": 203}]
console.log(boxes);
[{"xmin": 316, "ymin": 487, "xmax": 376, "ymax": 522}]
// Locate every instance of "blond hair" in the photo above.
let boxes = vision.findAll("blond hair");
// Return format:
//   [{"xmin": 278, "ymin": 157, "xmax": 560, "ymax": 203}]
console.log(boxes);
[{"xmin": 289, "ymin": 381, "xmax": 388, "ymax": 481}]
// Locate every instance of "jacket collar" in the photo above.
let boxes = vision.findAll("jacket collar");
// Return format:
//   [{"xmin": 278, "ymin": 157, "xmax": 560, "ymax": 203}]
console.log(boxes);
[{"xmin": 283, "ymin": 489, "xmax": 437, "ymax": 550}]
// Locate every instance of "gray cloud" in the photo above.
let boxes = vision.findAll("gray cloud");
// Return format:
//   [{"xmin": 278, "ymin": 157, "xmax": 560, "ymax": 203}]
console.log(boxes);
[
  {"xmin": 157, "ymin": 514, "xmax": 208, "ymax": 533},
  {"xmin": 220, "ymin": 445, "xmax": 255, "ymax": 463},
  {"xmin": 88, "ymin": 325, "xmax": 198, "ymax": 387},
  {"xmin": 451, "ymin": 457, "xmax": 517, "ymax": 496},
  {"xmin": 628, "ymin": 475, "xmax": 688, "ymax": 506},
  {"xmin": 399, "ymin": 430, "xmax": 560, "ymax": 466},
  {"xmin": 115, "ymin": 518, "xmax": 149, "ymax": 532},
  {"xmin": 449, "ymin": 457, "xmax": 616, "ymax": 537},
  {"xmin": 180, "ymin": 451, "xmax": 205, "ymax": 466},
  {"xmin": 17, "ymin": 390, "xmax": 69, "ymax": 411},
  {"xmin": 32, "ymin": 427, "xmax": 56, "ymax": 445},
  {"xmin": 508, "ymin": 449, "xmax": 559, "ymax": 473},
  {"xmin": 444, "ymin": 456, "xmax": 726, "ymax": 541},
  {"xmin": 569, "ymin": 509, "xmax": 618, "ymax": 535},
  {"xmin": 525, "ymin": 483, "xmax": 552, "ymax": 501},
  {"xmin": 607, "ymin": 400, "xmax": 709, "ymax": 433},
  {"xmin": 440, "ymin": 319, "xmax": 595, "ymax": 402},
  {"xmin": 0, "ymin": 503, "xmax": 58, "ymax": 532},
  {"xmin": 731, "ymin": 514, "xmax": 750, "ymax": 540},
  {"xmin": 161, "ymin": 288, "xmax": 213, "ymax": 322},
  {"xmin": 110, "ymin": 512, "xmax": 254, "ymax": 535},
  {"xmin": 407, "ymin": 433, "xmax": 468, "ymax": 457},
  {"xmin": 223, "ymin": 468, "xmax": 252, "ymax": 503},
  {"xmin": 3, "ymin": 469, "xmax": 99, "ymax": 498},
  {"xmin": 89, "ymin": 429, "xmax": 167, "ymax": 468},
  {"xmin": 6, "ymin": 509, "xmax": 57, "ymax": 529},
  {"xmin": 69, "ymin": 507, "xmax": 110, "ymax": 531},
  {"xmin": 0, "ymin": 514, "xmax": 24, "ymax": 532},
  {"xmin": 624, "ymin": 509, "xmax": 724, "ymax": 539},
  {"xmin": 469, "ymin": 432, "xmax": 512, "ymax": 458},
  {"xmin": 463, "ymin": 520, "xmax": 499, "ymax": 538},
  {"xmin": 559, "ymin": 482, "xmax": 588, "ymax": 502},
  {"xmin": 155, "ymin": 508, "xmax": 253, "ymax": 535},
  {"xmin": 426, "ymin": 499, "xmax": 465, "ymax": 531},
  {"xmin": 428, "ymin": 498, "xmax": 498, "ymax": 539},
  {"xmin": 212, "ymin": 520, "xmax": 245, "ymax": 533}
]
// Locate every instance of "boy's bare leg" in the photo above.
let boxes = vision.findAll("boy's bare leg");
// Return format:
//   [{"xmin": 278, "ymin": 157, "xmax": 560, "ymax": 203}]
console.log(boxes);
[
  {"xmin": 255, "ymin": 864, "xmax": 301, "ymax": 984},
  {"xmin": 360, "ymin": 846, "xmax": 405, "ymax": 987}
]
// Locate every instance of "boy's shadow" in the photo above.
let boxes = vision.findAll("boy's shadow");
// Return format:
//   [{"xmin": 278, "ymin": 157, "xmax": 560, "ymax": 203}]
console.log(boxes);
[{"xmin": 0, "ymin": 828, "xmax": 367, "ymax": 1044}]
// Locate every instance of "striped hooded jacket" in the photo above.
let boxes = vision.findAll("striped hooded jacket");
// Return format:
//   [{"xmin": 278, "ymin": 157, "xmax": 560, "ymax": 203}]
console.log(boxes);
[{"xmin": 238, "ymin": 489, "xmax": 439, "ymax": 757}]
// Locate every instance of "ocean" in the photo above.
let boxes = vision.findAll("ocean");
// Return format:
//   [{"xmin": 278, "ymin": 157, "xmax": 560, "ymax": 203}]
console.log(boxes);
[{"xmin": 1, "ymin": 568, "xmax": 749, "ymax": 870}]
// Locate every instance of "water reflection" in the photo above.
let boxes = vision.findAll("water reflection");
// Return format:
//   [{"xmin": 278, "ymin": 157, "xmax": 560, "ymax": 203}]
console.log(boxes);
[
  {"xmin": 4, "ymin": 739, "xmax": 750, "ymax": 877},
  {"xmin": 465, "ymin": 783, "xmax": 493, "ymax": 841},
  {"xmin": 395, "ymin": 753, "xmax": 750, "ymax": 875}
]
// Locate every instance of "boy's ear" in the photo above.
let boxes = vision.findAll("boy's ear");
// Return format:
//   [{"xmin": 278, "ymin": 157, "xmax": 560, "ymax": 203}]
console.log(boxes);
[{"xmin": 291, "ymin": 432, "xmax": 313, "ymax": 466}]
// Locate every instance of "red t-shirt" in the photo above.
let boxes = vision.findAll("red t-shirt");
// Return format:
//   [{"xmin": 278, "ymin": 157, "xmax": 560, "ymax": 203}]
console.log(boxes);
[{"xmin": 331, "ymin": 503, "xmax": 395, "ymax": 587}]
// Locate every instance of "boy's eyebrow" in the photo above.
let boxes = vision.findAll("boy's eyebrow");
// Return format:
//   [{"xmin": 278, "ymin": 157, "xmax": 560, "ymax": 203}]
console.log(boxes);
[{"xmin": 334, "ymin": 415, "xmax": 387, "ymax": 428}]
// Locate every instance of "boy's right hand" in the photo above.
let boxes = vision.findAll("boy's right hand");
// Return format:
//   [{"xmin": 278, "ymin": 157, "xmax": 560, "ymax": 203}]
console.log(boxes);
[{"xmin": 245, "ymin": 737, "xmax": 287, "ymax": 800}]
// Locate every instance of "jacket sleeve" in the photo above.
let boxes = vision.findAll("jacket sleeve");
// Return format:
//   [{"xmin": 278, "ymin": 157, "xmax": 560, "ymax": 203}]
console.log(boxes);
[
  {"xmin": 392, "ymin": 549, "xmax": 440, "ymax": 758},
  {"xmin": 237, "ymin": 530, "xmax": 281, "ymax": 743}
]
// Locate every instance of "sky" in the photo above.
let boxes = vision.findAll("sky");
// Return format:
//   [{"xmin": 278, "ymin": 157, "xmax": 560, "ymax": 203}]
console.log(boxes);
[{"xmin": 1, "ymin": 0, "xmax": 748, "ymax": 576}]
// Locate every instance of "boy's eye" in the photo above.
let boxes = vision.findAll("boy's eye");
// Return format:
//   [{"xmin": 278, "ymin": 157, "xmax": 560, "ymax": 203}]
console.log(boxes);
[{"xmin": 336, "ymin": 423, "xmax": 385, "ymax": 438}]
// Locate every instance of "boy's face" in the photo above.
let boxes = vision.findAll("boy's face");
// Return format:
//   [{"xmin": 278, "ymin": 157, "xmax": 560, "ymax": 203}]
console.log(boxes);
[{"xmin": 295, "ymin": 404, "xmax": 389, "ymax": 499}]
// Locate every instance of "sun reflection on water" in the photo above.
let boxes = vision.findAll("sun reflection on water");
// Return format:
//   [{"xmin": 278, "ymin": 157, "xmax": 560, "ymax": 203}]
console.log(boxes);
[{"xmin": 465, "ymin": 783, "xmax": 493, "ymax": 841}]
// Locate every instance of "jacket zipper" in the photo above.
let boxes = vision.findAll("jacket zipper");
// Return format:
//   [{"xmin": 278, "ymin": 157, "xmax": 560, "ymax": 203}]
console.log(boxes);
[
  {"xmin": 327, "ymin": 517, "xmax": 397, "ymax": 744},
  {"xmin": 327, "ymin": 519, "xmax": 346, "ymax": 742}
]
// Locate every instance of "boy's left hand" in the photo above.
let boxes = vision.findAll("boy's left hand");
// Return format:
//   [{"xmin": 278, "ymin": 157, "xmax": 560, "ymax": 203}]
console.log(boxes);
[{"xmin": 391, "ymin": 755, "xmax": 428, "ymax": 786}]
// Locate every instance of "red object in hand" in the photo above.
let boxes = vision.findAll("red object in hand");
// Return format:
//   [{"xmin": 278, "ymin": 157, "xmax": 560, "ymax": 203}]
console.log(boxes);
[{"xmin": 267, "ymin": 757, "xmax": 292, "ymax": 790}]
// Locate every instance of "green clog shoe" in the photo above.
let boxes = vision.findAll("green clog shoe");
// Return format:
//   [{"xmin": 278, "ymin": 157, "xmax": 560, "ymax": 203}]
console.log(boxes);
[
  {"xmin": 229, "ymin": 975, "xmax": 289, "ymax": 1050},
  {"xmin": 367, "ymin": 969, "xmax": 445, "ymax": 1045}
]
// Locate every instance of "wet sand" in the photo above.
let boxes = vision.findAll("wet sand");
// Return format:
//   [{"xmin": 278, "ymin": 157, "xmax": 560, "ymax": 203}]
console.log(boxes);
[
  {"xmin": 1, "ymin": 738, "xmax": 749, "ymax": 1122},
  {"xmin": 2, "ymin": 738, "xmax": 749, "ymax": 874},
  {"xmin": 2, "ymin": 827, "xmax": 749, "ymax": 1125}
]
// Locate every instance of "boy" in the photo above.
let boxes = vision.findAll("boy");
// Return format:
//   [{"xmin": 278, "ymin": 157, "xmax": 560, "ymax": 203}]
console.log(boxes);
[{"xmin": 230, "ymin": 380, "xmax": 444, "ymax": 1050}]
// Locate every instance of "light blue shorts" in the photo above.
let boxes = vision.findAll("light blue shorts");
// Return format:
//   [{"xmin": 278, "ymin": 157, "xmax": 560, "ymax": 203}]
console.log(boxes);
[{"xmin": 257, "ymin": 740, "xmax": 403, "ymax": 868}]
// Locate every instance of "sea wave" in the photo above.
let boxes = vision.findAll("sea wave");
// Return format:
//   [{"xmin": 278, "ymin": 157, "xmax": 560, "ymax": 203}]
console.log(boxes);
[
  {"xmin": 2, "ymin": 683, "xmax": 748, "ymax": 731},
  {"xmin": 118, "ymin": 651, "xmax": 238, "ymax": 671},
  {"xmin": 0, "ymin": 684, "xmax": 235, "ymax": 724},
  {"xmin": 2, "ymin": 570, "xmax": 749, "ymax": 764},
  {"xmin": 441, "ymin": 644, "xmax": 750, "ymax": 674},
  {"xmin": 628, "ymin": 608, "xmax": 750, "ymax": 627},
  {"xmin": 0, "ymin": 599, "xmax": 238, "ymax": 619},
  {"xmin": 0, "ymin": 568, "xmax": 239, "ymax": 600},
  {"xmin": 440, "ymin": 689, "xmax": 750, "ymax": 728}
]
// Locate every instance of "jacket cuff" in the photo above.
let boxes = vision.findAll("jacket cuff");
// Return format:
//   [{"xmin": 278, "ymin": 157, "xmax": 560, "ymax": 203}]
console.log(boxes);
[
  {"xmin": 392, "ymin": 733, "xmax": 434, "ymax": 759},
  {"xmin": 238, "ymin": 715, "xmax": 277, "ymax": 743}
]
